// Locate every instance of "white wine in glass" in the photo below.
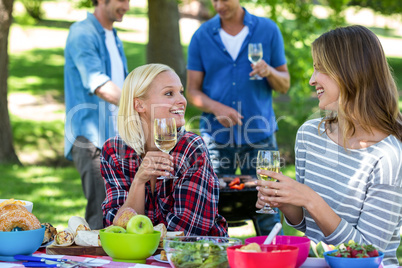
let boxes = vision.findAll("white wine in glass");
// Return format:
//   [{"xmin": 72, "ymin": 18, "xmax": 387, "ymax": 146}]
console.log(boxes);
[
  {"xmin": 154, "ymin": 118, "xmax": 178, "ymax": 179},
  {"xmin": 248, "ymin": 43, "xmax": 263, "ymax": 80},
  {"xmin": 256, "ymin": 150, "xmax": 280, "ymax": 214}
]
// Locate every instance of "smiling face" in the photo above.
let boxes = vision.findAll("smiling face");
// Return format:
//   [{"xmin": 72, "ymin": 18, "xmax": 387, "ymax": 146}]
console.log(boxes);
[
  {"xmin": 211, "ymin": 0, "xmax": 241, "ymax": 21},
  {"xmin": 102, "ymin": 0, "xmax": 130, "ymax": 23},
  {"xmin": 309, "ymin": 64, "xmax": 340, "ymax": 111},
  {"xmin": 137, "ymin": 70, "xmax": 186, "ymax": 129}
]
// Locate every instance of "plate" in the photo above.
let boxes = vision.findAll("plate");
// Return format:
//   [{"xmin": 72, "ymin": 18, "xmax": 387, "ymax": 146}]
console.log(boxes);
[
  {"xmin": 40, "ymin": 240, "xmax": 54, "ymax": 248},
  {"xmin": 300, "ymin": 257, "xmax": 329, "ymax": 267},
  {"xmin": 154, "ymin": 254, "xmax": 169, "ymax": 263}
]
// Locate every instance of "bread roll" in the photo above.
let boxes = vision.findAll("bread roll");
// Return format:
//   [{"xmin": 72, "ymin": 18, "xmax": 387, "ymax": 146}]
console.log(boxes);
[
  {"xmin": 0, "ymin": 204, "xmax": 41, "ymax": 231},
  {"xmin": 154, "ymin": 223, "xmax": 167, "ymax": 247},
  {"xmin": 113, "ymin": 207, "xmax": 137, "ymax": 229}
]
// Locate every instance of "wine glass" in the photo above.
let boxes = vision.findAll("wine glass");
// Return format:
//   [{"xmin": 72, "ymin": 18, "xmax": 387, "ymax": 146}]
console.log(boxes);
[
  {"xmin": 154, "ymin": 118, "xmax": 178, "ymax": 179},
  {"xmin": 256, "ymin": 150, "xmax": 280, "ymax": 214},
  {"xmin": 248, "ymin": 43, "xmax": 263, "ymax": 80}
]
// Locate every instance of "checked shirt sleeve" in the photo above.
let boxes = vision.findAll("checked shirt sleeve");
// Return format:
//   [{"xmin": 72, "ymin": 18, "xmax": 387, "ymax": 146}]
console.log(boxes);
[
  {"xmin": 100, "ymin": 137, "xmax": 134, "ymax": 227},
  {"xmin": 163, "ymin": 134, "xmax": 228, "ymax": 236}
]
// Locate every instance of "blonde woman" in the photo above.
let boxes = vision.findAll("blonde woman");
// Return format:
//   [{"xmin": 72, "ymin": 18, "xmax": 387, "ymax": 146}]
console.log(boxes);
[
  {"xmin": 101, "ymin": 63, "xmax": 228, "ymax": 236},
  {"xmin": 256, "ymin": 25, "xmax": 402, "ymax": 266}
]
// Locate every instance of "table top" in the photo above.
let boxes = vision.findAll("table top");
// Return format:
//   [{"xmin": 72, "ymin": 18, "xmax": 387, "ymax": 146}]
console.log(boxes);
[
  {"xmin": 0, "ymin": 251, "xmax": 170, "ymax": 268},
  {"xmin": 1, "ymin": 252, "xmax": 396, "ymax": 268}
]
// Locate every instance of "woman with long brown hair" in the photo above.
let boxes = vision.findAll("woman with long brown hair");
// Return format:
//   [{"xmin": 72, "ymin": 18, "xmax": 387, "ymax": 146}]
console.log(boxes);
[{"xmin": 256, "ymin": 25, "xmax": 402, "ymax": 266}]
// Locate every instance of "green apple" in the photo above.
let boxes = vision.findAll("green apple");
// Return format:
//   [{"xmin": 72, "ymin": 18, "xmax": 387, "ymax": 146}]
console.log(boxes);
[
  {"xmin": 104, "ymin": 225, "xmax": 127, "ymax": 233},
  {"xmin": 126, "ymin": 215, "xmax": 154, "ymax": 234}
]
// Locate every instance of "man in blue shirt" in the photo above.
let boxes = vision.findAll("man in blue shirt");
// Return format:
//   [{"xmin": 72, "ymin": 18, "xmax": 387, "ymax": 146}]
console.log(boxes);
[
  {"xmin": 64, "ymin": 0, "xmax": 129, "ymax": 229},
  {"xmin": 186, "ymin": 0, "xmax": 290, "ymax": 235}
]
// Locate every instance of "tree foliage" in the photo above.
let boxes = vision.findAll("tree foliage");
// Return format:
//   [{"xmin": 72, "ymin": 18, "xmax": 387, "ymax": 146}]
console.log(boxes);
[
  {"xmin": 245, "ymin": 0, "xmax": 354, "ymax": 124},
  {"xmin": 20, "ymin": 0, "xmax": 44, "ymax": 20},
  {"xmin": 349, "ymin": 0, "xmax": 402, "ymax": 17}
]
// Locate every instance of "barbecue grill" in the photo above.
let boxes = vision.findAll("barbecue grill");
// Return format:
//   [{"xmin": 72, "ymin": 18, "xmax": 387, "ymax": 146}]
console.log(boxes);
[{"xmin": 218, "ymin": 175, "xmax": 263, "ymax": 236}]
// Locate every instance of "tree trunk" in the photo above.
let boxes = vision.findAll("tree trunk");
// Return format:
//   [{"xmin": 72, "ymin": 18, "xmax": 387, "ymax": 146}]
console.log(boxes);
[
  {"xmin": 0, "ymin": 0, "xmax": 22, "ymax": 165},
  {"xmin": 147, "ymin": 0, "xmax": 186, "ymax": 85}
]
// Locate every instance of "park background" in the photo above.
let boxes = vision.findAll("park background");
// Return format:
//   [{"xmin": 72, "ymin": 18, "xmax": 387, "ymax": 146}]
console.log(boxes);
[{"xmin": 0, "ymin": 0, "xmax": 401, "ymax": 263}]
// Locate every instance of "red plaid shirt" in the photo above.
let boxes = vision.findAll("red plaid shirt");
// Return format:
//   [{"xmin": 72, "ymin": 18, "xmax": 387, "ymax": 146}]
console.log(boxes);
[{"xmin": 100, "ymin": 129, "xmax": 228, "ymax": 236}]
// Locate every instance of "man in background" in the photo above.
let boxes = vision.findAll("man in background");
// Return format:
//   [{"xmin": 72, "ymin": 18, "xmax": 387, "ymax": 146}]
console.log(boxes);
[
  {"xmin": 186, "ymin": 0, "xmax": 290, "ymax": 235},
  {"xmin": 64, "ymin": 0, "xmax": 129, "ymax": 229}
]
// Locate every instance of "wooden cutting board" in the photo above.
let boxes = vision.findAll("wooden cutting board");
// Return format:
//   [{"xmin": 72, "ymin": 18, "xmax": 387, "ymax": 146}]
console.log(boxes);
[{"xmin": 46, "ymin": 245, "xmax": 107, "ymax": 256}]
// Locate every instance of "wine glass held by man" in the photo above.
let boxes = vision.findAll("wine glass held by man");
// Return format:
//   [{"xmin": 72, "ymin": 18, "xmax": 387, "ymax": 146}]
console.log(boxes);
[
  {"xmin": 255, "ymin": 25, "xmax": 402, "ymax": 267},
  {"xmin": 248, "ymin": 43, "xmax": 263, "ymax": 80},
  {"xmin": 100, "ymin": 63, "xmax": 228, "ymax": 237}
]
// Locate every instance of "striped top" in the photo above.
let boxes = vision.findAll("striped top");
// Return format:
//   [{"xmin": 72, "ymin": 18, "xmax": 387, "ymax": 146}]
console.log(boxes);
[{"xmin": 289, "ymin": 118, "xmax": 402, "ymax": 266}]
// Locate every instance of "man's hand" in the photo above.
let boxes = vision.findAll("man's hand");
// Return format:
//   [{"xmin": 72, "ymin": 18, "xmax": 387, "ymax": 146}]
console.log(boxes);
[
  {"xmin": 250, "ymin": 59, "xmax": 271, "ymax": 78},
  {"xmin": 212, "ymin": 102, "xmax": 243, "ymax": 128}
]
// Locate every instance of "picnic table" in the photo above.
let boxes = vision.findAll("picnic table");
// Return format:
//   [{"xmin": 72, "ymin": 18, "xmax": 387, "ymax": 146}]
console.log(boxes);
[{"xmin": 0, "ymin": 247, "xmax": 170, "ymax": 268}]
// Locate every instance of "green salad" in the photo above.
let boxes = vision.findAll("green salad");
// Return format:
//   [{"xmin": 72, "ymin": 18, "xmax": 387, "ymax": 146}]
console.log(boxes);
[{"xmin": 168, "ymin": 239, "xmax": 230, "ymax": 268}]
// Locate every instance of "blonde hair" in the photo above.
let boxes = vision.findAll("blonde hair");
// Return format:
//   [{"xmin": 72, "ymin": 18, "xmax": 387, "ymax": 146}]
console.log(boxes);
[
  {"xmin": 312, "ymin": 25, "xmax": 402, "ymax": 144},
  {"xmin": 117, "ymin": 63, "xmax": 175, "ymax": 154}
]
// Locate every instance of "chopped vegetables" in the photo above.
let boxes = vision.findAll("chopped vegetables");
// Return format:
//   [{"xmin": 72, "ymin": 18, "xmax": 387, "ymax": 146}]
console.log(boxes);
[
  {"xmin": 227, "ymin": 177, "xmax": 245, "ymax": 190},
  {"xmin": 168, "ymin": 239, "xmax": 231, "ymax": 267},
  {"xmin": 328, "ymin": 240, "xmax": 380, "ymax": 258},
  {"xmin": 228, "ymin": 177, "xmax": 240, "ymax": 187},
  {"xmin": 230, "ymin": 183, "xmax": 245, "ymax": 190}
]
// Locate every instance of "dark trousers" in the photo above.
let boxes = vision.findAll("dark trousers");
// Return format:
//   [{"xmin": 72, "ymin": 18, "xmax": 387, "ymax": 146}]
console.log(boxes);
[{"xmin": 71, "ymin": 136, "xmax": 106, "ymax": 230}]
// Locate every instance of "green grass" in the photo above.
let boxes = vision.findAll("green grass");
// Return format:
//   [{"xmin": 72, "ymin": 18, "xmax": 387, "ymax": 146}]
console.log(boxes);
[
  {"xmin": 0, "ymin": 164, "xmax": 85, "ymax": 229},
  {"xmin": 4, "ymin": 4, "xmax": 402, "ymax": 264}
]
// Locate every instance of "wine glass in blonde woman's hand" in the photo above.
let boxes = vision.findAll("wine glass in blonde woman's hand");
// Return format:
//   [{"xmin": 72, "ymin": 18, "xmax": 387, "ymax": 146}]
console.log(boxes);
[
  {"xmin": 256, "ymin": 150, "xmax": 280, "ymax": 214},
  {"xmin": 154, "ymin": 118, "xmax": 178, "ymax": 179}
]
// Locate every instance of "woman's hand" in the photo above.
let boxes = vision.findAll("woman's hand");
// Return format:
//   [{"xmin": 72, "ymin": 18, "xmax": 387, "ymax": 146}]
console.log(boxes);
[
  {"xmin": 256, "ymin": 170, "xmax": 313, "ymax": 207},
  {"xmin": 134, "ymin": 151, "xmax": 174, "ymax": 184},
  {"xmin": 255, "ymin": 169, "xmax": 315, "ymax": 225}
]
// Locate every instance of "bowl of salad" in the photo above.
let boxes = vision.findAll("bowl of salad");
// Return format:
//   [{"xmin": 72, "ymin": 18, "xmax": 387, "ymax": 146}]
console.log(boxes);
[
  {"xmin": 163, "ymin": 236, "xmax": 242, "ymax": 268},
  {"xmin": 323, "ymin": 241, "xmax": 384, "ymax": 268}
]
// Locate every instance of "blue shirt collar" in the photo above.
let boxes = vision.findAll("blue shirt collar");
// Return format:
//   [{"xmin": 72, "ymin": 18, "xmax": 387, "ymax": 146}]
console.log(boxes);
[{"xmin": 86, "ymin": 12, "xmax": 107, "ymax": 35}]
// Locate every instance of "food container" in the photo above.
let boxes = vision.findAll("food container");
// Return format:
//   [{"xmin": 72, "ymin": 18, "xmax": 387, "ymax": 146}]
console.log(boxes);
[
  {"xmin": 0, "ymin": 199, "xmax": 33, "ymax": 212},
  {"xmin": 323, "ymin": 249, "xmax": 384, "ymax": 268},
  {"xmin": 163, "ymin": 236, "xmax": 242, "ymax": 268},
  {"xmin": 245, "ymin": 235, "xmax": 310, "ymax": 268},
  {"xmin": 0, "ymin": 226, "xmax": 45, "ymax": 262},
  {"xmin": 227, "ymin": 244, "xmax": 299, "ymax": 268},
  {"xmin": 99, "ymin": 229, "xmax": 160, "ymax": 264}
]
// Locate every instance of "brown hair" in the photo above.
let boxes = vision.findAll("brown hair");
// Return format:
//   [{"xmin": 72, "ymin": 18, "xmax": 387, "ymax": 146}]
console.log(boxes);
[
  {"xmin": 312, "ymin": 25, "xmax": 402, "ymax": 143},
  {"xmin": 92, "ymin": 0, "xmax": 110, "ymax": 6}
]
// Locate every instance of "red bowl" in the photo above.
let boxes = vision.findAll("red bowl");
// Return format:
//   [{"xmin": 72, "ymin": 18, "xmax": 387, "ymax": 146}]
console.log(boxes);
[
  {"xmin": 245, "ymin": 235, "xmax": 310, "ymax": 268},
  {"xmin": 227, "ymin": 244, "xmax": 299, "ymax": 268}
]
